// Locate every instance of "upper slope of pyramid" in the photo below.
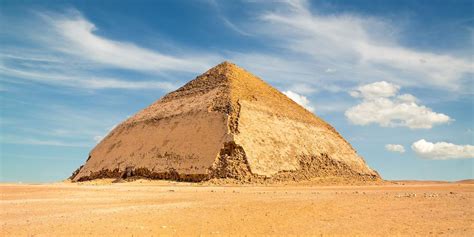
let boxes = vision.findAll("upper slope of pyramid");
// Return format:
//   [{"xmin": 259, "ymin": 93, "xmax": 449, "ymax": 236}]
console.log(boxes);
[{"xmin": 126, "ymin": 61, "xmax": 335, "ymax": 132}]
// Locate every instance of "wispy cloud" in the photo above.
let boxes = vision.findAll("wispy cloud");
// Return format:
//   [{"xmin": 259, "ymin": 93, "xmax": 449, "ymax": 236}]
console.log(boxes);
[
  {"xmin": 39, "ymin": 10, "xmax": 217, "ymax": 73},
  {"xmin": 222, "ymin": 18, "xmax": 253, "ymax": 36},
  {"xmin": 206, "ymin": 0, "xmax": 253, "ymax": 36},
  {"xmin": 1, "ymin": 135, "xmax": 90, "ymax": 147},
  {"xmin": 242, "ymin": 0, "xmax": 472, "ymax": 93},
  {"xmin": 0, "ymin": 102, "xmax": 125, "ymax": 149},
  {"xmin": 39, "ymin": 10, "xmax": 218, "ymax": 72},
  {"xmin": 5, "ymin": 2, "xmax": 470, "ymax": 95},
  {"xmin": 0, "ymin": 9, "xmax": 221, "ymax": 91},
  {"xmin": 0, "ymin": 65, "xmax": 177, "ymax": 90}
]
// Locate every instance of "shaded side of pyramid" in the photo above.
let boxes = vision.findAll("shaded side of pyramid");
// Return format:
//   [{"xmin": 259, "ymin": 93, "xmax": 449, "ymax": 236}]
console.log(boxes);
[{"xmin": 71, "ymin": 62, "xmax": 380, "ymax": 182}]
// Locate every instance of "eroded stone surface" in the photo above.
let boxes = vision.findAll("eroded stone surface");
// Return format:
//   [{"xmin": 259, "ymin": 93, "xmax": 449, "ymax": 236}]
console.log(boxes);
[{"xmin": 72, "ymin": 62, "xmax": 380, "ymax": 182}]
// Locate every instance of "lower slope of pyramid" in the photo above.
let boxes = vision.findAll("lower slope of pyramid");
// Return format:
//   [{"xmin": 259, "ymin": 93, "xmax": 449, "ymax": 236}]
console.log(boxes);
[{"xmin": 71, "ymin": 62, "xmax": 380, "ymax": 182}]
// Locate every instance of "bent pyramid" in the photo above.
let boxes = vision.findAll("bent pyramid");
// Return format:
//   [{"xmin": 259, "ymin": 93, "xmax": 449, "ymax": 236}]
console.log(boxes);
[{"xmin": 71, "ymin": 62, "xmax": 380, "ymax": 182}]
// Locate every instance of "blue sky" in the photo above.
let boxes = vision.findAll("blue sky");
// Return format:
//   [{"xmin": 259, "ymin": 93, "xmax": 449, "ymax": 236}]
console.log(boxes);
[{"xmin": 0, "ymin": 0, "xmax": 472, "ymax": 182}]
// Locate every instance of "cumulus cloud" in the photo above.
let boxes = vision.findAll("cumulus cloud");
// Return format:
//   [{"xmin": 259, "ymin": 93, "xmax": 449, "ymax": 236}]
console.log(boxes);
[
  {"xmin": 283, "ymin": 90, "xmax": 315, "ymax": 112},
  {"xmin": 411, "ymin": 139, "xmax": 474, "ymax": 160},
  {"xmin": 396, "ymin": 94, "xmax": 418, "ymax": 103},
  {"xmin": 345, "ymin": 81, "xmax": 452, "ymax": 129},
  {"xmin": 385, "ymin": 144, "xmax": 405, "ymax": 153},
  {"xmin": 349, "ymin": 81, "xmax": 400, "ymax": 99}
]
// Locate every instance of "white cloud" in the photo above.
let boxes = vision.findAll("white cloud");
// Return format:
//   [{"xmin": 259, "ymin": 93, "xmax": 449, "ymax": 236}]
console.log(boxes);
[
  {"xmin": 230, "ymin": 52, "xmax": 346, "ymax": 97},
  {"xmin": 283, "ymin": 90, "xmax": 315, "ymax": 112},
  {"xmin": 412, "ymin": 139, "xmax": 474, "ymax": 160},
  {"xmin": 350, "ymin": 81, "xmax": 400, "ymax": 99},
  {"xmin": 252, "ymin": 0, "xmax": 472, "ymax": 92},
  {"xmin": 345, "ymin": 81, "xmax": 452, "ymax": 129},
  {"xmin": 93, "ymin": 135, "xmax": 103, "ymax": 143},
  {"xmin": 3, "ymin": 3, "xmax": 472, "ymax": 96},
  {"xmin": 0, "ymin": 10, "xmax": 220, "ymax": 91},
  {"xmin": 1, "ymin": 103, "xmax": 126, "ymax": 149},
  {"xmin": 287, "ymin": 83, "xmax": 318, "ymax": 94},
  {"xmin": 396, "ymin": 94, "xmax": 418, "ymax": 103},
  {"xmin": 0, "ymin": 65, "xmax": 177, "ymax": 90},
  {"xmin": 7, "ymin": 3, "xmax": 470, "ymax": 95},
  {"xmin": 41, "ymin": 10, "xmax": 217, "ymax": 73},
  {"xmin": 313, "ymin": 101, "xmax": 350, "ymax": 114},
  {"xmin": 222, "ymin": 18, "xmax": 253, "ymax": 37},
  {"xmin": 207, "ymin": 0, "xmax": 253, "ymax": 36},
  {"xmin": 0, "ymin": 135, "xmax": 89, "ymax": 147},
  {"xmin": 385, "ymin": 144, "xmax": 405, "ymax": 153}
]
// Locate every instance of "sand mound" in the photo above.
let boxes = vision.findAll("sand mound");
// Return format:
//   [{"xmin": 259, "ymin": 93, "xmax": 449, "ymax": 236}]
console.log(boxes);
[{"xmin": 70, "ymin": 62, "xmax": 380, "ymax": 183}]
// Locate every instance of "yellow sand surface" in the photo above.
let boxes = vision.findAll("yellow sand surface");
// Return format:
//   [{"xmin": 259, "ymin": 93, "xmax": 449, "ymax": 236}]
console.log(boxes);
[{"xmin": 1, "ymin": 181, "xmax": 472, "ymax": 236}]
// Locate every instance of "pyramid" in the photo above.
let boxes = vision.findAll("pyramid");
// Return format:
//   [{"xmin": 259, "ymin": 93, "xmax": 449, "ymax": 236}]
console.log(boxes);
[{"xmin": 71, "ymin": 62, "xmax": 380, "ymax": 182}]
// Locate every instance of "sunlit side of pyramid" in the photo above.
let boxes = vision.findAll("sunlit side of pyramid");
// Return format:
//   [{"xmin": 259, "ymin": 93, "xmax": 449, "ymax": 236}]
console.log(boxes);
[{"xmin": 71, "ymin": 62, "xmax": 380, "ymax": 182}]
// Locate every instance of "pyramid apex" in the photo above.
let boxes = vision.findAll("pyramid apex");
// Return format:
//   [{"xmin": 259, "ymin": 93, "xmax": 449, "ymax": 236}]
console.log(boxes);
[
  {"xmin": 209, "ymin": 61, "xmax": 243, "ymax": 73},
  {"xmin": 218, "ymin": 60, "xmax": 236, "ymax": 66}
]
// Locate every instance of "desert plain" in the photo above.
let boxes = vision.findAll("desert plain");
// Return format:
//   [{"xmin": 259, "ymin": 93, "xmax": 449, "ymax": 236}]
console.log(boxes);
[{"xmin": 1, "ymin": 180, "xmax": 473, "ymax": 236}]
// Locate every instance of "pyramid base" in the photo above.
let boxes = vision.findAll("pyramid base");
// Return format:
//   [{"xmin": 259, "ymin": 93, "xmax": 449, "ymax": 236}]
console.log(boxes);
[{"xmin": 70, "ymin": 151, "xmax": 380, "ymax": 183}]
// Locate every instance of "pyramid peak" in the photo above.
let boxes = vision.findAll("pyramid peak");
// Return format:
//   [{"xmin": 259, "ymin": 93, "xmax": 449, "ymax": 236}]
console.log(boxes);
[
  {"xmin": 161, "ymin": 61, "xmax": 318, "ymax": 123},
  {"xmin": 204, "ymin": 61, "xmax": 247, "ymax": 76},
  {"xmin": 216, "ymin": 60, "xmax": 238, "ymax": 68}
]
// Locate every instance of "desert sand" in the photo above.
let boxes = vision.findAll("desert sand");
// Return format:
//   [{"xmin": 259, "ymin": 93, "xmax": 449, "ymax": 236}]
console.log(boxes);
[{"xmin": 1, "ymin": 180, "xmax": 473, "ymax": 236}]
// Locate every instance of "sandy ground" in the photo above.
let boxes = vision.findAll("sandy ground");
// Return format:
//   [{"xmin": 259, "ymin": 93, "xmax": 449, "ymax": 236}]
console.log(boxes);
[{"xmin": 1, "ymin": 180, "xmax": 473, "ymax": 236}]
